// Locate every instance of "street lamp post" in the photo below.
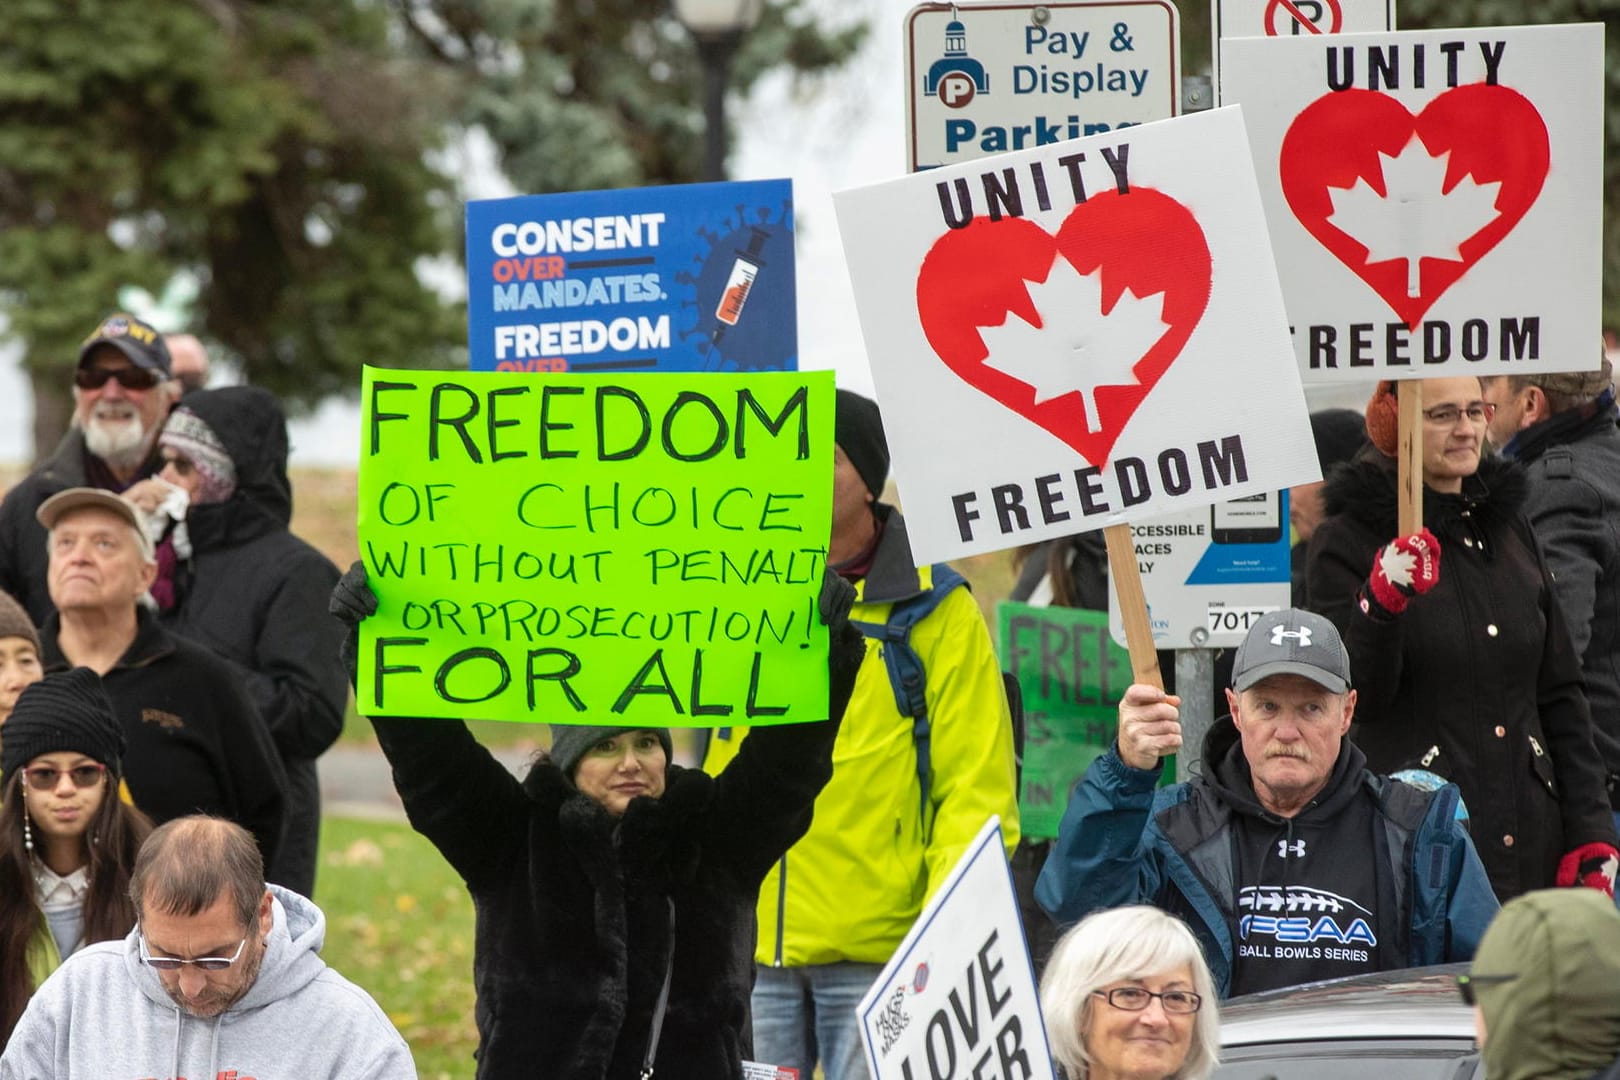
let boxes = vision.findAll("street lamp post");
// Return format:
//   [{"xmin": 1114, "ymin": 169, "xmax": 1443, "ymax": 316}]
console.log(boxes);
[{"xmin": 672, "ymin": 0, "xmax": 764, "ymax": 182}]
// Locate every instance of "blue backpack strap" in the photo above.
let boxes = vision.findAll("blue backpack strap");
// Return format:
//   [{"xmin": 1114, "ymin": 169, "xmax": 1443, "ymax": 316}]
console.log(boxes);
[{"xmin": 849, "ymin": 563, "xmax": 968, "ymax": 833}]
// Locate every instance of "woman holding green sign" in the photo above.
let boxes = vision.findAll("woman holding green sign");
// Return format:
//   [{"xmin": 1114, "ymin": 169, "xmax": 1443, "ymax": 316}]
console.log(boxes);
[{"xmin": 329, "ymin": 560, "xmax": 865, "ymax": 1080}]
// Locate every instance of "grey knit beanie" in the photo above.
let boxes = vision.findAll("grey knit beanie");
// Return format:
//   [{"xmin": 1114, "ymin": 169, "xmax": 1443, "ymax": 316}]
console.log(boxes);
[{"xmin": 547, "ymin": 725, "xmax": 674, "ymax": 779}]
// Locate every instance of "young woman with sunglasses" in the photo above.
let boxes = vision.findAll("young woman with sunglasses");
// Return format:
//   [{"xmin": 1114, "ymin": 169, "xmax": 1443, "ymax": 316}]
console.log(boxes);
[{"xmin": 0, "ymin": 668, "xmax": 152, "ymax": 1048}]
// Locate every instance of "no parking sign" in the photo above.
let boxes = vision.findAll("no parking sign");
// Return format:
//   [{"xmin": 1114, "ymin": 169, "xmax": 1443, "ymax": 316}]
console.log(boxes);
[{"xmin": 1212, "ymin": 0, "xmax": 1395, "ymax": 104}]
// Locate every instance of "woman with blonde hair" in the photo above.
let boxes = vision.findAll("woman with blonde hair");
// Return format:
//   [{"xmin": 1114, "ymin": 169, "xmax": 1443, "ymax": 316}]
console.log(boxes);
[{"xmin": 1039, "ymin": 906, "xmax": 1219, "ymax": 1080}]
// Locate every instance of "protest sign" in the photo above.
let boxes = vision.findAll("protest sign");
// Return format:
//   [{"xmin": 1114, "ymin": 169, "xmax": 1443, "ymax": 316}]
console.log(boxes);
[
  {"xmin": 465, "ymin": 180, "xmax": 797, "ymax": 374},
  {"xmin": 1221, "ymin": 25, "xmax": 1604, "ymax": 383},
  {"xmin": 999, "ymin": 602, "xmax": 1141, "ymax": 839},
  {"xmin": 355, "ymin": 367, "xmax": 833, "ymax": 725},
  {"xmin": 858, "ymin": 817, "xmax": 1056, "ymax": 1080},
  {"xmin": 834, "ymin": 106, "xmax": 1318, "ymax": 563}
]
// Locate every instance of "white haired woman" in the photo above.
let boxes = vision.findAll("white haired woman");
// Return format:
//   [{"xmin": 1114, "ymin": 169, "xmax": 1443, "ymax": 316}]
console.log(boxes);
[{"xmin": 1039, "ymin": 906, "xmax": 1219, "ymax": 1080}]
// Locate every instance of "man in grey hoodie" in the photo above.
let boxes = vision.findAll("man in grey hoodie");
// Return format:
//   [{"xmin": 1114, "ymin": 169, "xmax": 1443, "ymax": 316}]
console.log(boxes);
[{"xmin": 0, "ymin": 816, "xmax": 413, "ymax": 1077}]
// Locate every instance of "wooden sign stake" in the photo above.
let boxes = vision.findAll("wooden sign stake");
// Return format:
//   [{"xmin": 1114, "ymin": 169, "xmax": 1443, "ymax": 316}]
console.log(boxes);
[
  {"xmin": 1104, "ymin": 523, "xmax": 1164, "ymax": 691},
  {"xmin": 1397, "ymin": 381, "xmax": 1423, "ymax": 535}
]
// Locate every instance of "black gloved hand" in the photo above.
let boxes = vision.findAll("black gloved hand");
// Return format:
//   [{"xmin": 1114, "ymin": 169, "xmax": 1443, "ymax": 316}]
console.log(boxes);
[
  {"xmin": 328, "ymin": 560, "xmax": 378, "ymax": 689},
  {"xmin": 819, "ymin": 568, "xmax": 866, "ymax": 725}
]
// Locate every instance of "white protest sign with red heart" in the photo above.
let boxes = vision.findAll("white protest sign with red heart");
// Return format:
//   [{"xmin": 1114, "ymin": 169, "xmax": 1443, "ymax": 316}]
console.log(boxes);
[
  {"xmin": 1222, "ymin": 24, "xmax": 1604, "ymax": 384},
  {"xmin": 833, "ymin": 107, "xmax": 1319, "ymax": 564}
]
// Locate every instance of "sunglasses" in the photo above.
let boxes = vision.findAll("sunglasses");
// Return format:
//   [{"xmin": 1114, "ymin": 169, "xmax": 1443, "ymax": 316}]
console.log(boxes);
[
  {"xmin": 139, "ymin": 933, "xmax": 248, "ymax": 972},
  {"xmin": 1456, "ymin": 972, "xmax": 1517, "ymax": 1006},
  {"xmin": 22, "ymin": 763, "xmax": 108, "ymax": 791},
  {"xmin": 74, "ymin": 365, "xmax": 164, "ymax": 391}
]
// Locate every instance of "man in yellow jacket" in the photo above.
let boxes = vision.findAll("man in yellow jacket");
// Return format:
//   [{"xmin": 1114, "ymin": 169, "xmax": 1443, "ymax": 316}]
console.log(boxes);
[{"xmin": 703, "ymin": 389, "xmax": 1020, "ymax": 1080}]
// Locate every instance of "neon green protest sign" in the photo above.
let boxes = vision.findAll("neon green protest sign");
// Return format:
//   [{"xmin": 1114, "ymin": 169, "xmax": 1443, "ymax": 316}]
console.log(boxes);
[{"xmin": 358, "ymin": 367, "xmax": 834, "ymax": 726}]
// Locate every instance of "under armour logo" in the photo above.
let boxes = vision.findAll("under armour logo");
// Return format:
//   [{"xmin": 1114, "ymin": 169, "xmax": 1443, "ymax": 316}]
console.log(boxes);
[
  {"xmin": 1278, "ymin": 839, "xmax": 1307, "ymax": 858},
  {"xmin": 1271, "ymin": 626, "xmax": 1313, "ymax": 647}
]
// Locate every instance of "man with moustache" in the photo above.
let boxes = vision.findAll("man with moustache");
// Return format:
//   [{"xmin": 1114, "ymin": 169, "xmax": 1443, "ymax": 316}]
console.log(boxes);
[
  {"xmin": 1036, "ymin": 609, "xmax": 1498, "ymax": 998},
  {"xmin": 0, "ymin": 816, "xmax": 413, "ymax": 1078},
  {"xmin": 0, "ymin": 313, "xmax": 180, "ymax": 622}
]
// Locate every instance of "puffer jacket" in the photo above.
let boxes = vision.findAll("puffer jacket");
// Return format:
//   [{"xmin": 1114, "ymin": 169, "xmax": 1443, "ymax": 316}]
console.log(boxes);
[
  {"xmin": 158, "ymin": 386, "xmax": 346, "ymax": 898},
  {"xmin": 702, "ymin": 507, "xmax": 1020, "ymax": 966},
  {"xmin": 1305, "ymin": 453, "xmax": 1616, "ymax": 900},
  {"xmin": 1500, "ymin": 392, "xmax": 1620, "ymax": 789}
]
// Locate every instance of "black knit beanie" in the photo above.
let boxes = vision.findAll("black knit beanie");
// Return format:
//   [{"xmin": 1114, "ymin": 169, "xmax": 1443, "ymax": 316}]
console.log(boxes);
[
  {"xmin": 1, "ymin": 667, "xmax": 125, "ymax": 777},
  {"xmin": 835, "ymin": 389, "xmax": 889, "ymax": 500},
  {"xmin": 547, "ymin": 725, "xmax": 674, "ymax": 780},
  {"xmin": 0, "ymin": 591, "xmax": 39, "ymax": 654},
  {"xmin": 1309, "ymin": 409, "xmax": 1367, "ymax": 473}
]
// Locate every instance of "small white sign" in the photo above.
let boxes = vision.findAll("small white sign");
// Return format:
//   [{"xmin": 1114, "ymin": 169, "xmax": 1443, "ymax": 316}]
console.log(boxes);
[
  {"xmin": 835, "ymin": 106, "xmax": 1319, "ymax": 563},
  {"xmin": 1211, "ymin": 0, "xmax": 1396, "ymax": 105},
  {"xmin": 907, "ymin": 1, "xmax": 1180, "ymax": 170},
  {"xmin": 1221, "ymin": 24, "xmax": 1604, "ymax": 384},
  {"xmin": 857, "ymin": 817, "xmax": 1056, "ymax": 1080},
  {"xmin": 1108, "ymin": 492, "xmax": 1292, "ymax": 649}
]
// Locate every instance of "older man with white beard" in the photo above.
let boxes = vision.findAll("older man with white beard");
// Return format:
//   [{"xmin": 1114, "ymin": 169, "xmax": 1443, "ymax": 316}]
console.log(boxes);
[{"xmin": 0, "ymin": 313, "xmax": 179, "ymax": 622}]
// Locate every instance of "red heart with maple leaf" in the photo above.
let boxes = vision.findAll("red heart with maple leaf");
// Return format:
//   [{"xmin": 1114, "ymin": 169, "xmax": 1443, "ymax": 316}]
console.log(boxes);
[
  {"xmin": 1279, "ymin": 85, "xmax": 1549, "ymax": 328},
  {"xmin": 915, "ymin": 188, "xmax": 1212, "ymax": 468}
]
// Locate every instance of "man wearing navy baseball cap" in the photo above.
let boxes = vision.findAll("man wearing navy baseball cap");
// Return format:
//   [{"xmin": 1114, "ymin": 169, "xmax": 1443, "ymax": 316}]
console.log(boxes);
[
  {"xmin": 1037, "ymin": 608, "xmax": 1499, "ymax": 998},
  {"xmin": 0, "ymin": 312, "xmax": 179, "ymax": 622}
]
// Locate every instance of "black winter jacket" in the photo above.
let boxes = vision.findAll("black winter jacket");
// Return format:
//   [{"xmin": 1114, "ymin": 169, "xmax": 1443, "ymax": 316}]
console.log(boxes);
[
  {"xmin": 41, "ymin": 608, "xmax": 288, "ymax": 867},
  {"xmin": 158, "ymin": 386, "xmax": 346, "ymax": 897},
  {"xmin": 1504, "ymin": 394, "xmax": 1620, "ymax": 785},
  {"xmin": 372, "ymin": 714, "xmax": 840, "ymax": 1080},
  {"xmin": 0, "ymin": 429, "xmax": 162, "ymax": 623},
  {"xmin": 1305, "ymin": 453, "xmax": 1616, "ymax": 900}
]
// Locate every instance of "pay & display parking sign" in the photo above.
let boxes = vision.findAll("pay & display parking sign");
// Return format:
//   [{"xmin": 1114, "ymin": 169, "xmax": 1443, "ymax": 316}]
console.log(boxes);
[{"xmin": 907, "ymin": 1, "xmax": 1180, "ymax": 171}]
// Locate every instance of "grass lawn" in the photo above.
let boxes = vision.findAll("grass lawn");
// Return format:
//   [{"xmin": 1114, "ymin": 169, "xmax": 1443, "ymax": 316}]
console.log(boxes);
[{"xmin": 317, "ymin": 816, "xmax": 478, "ymax": 1079}]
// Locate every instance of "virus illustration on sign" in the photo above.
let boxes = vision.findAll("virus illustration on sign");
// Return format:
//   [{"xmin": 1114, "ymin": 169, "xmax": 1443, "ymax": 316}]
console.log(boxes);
[{"xmin": 674, "ymin": 198, "xmax": 797, "ymax": 371}]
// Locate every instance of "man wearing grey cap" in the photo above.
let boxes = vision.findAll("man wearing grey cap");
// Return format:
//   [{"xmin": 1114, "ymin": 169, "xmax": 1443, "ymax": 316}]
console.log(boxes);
[
  {"xmin": 0, "ymin": 312, "xmax": 179, "ymax": 623},
  {"xmin": 1483, "ymin": 357, "xmax": 1620, "ymax": 837},
  {"xmin": 1036, "ymin": 608, "xmax": 1498, "ymax": 998}
]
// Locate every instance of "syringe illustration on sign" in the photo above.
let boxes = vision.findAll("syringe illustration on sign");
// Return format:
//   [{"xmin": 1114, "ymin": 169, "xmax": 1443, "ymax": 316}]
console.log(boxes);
[{"xmin": 712, "ymin": 227, "xmax": 769, "ymax": 347}]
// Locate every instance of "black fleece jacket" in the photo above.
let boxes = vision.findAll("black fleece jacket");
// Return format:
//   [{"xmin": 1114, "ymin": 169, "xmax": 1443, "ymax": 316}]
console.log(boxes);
[{"xmin": 41, "ymin": 608, "xmax": 287, "ymax": 867}]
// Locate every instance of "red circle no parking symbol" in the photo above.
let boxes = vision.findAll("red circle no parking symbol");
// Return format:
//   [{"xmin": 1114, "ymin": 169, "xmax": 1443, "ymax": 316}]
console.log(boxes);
[{"xmin": 1263, "ymin": 0, "xmax": 1345, "ymax": 35}]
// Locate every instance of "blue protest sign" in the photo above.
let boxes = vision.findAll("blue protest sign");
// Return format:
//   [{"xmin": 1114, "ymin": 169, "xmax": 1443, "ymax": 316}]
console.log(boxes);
[{"xmin": 466, "ymin": 179, "xmax": 797, "ymax": 374}]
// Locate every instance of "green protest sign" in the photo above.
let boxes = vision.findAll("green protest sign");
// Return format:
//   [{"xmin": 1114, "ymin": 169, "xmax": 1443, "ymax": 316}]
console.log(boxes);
[
  {"xmin": 357, "ymin": 367, "xmax": 834, "ymax": 726},
  {"xmin": 1000, "ymin": 600, "xmax": 1169, "ymax": 839}
]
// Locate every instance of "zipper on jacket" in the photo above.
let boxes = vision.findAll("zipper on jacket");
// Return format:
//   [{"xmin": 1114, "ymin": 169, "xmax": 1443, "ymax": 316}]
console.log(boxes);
[{"xmin": 773, "ymin": 854, "xmax": 788, "ymax": 966}]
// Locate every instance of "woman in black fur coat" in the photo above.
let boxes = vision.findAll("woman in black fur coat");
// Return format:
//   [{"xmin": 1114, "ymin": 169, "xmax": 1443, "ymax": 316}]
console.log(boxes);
[
  {"xmin": 1304, "ymin": 376, "xmax": 1617, "ymax": 903},
  {"xmin": 330, "ymin": 563, "xmax": 865, "ymax": 1080}
]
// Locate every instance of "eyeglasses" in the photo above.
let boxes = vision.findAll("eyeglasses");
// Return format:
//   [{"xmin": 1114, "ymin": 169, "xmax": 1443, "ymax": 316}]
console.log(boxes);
[
  {"xmin": 22, "ymin": 763, "xmax": 108, "ymax": 791},
  {"xmin": 1456, "ymin": 972, "xmax": 1517, "ymax": 1006},
  {"xmin": 1421, "ymin": 403, "xmax": 1497, "ymax": 426},
  {"xmin": 73, "ymin": 365, "xmax": 164, "ymax": 391},
  {"xmin": 1092, "ymin": 987, "xmax": 1203, "ymax": 1014},
  {"xmin": 138, "ymin": 933, "xmax": 247, "ymax": 972}
]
